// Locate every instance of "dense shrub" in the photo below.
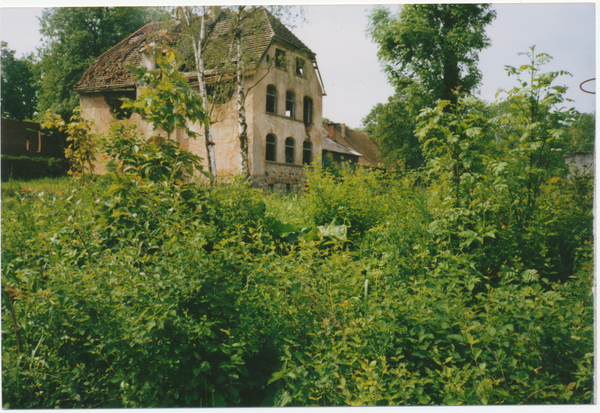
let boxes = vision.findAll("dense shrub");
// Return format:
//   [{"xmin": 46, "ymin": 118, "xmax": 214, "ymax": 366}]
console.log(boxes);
[
  {"xmin": 2, "ymin": 165, "xmax": 593, "ymax": 407},
  {"xmin": 2, "ymin": 47, "xmax": 593, "ymax": 407},
  {"xmin": 1, "ymin": 155, "xmax": 69, "ymax": 181}
]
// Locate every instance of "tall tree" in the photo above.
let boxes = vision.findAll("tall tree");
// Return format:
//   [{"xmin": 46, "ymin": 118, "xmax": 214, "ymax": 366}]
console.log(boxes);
[
  {"xmin": 37, "ymin": 7, "xmax": 170, "ymax": 120},
  {"xmin": 363, "ymin": 4, "xmax": 496, "ymax": 171},
  {"xmin": 1, "ymin": 42, "xmax": 39, "ymax": 121},
  {"xmin": 176, "ymin": 6, "xmax": 218, "ymax": 181},
  {"xmin": 368, "ymin": 4, "xmax": 496, "ymax": 105},
  {"xmin": 361, "ymin": 91, "xmax": 423, "ymax": 171}
]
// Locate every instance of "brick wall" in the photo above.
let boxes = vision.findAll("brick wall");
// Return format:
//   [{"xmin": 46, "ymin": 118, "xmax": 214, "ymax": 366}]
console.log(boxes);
[{"xmin": 1, "ymin": 119, "xmax": 65, "ymax": 158}]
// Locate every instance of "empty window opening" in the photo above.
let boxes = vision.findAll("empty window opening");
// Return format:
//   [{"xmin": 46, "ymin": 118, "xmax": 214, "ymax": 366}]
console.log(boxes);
[
  {"xmin": 268, "ymin": 183, "xmax": 274, "ymax": 192},
  {"xmin": 266, "ymin": 85, "xmax": 277, "ymax": 114},
  {"xmin": 105, "ymin": 90, "xmax": 136, "ymax": 120},
  {"xmin": 275, "ymin": 49, "xmax": 286, "ymax": 69},
  {"xmin": 285, "ymin": 137, "xmax": 295, "ymax": 164},
  {"xmin": 296, "ymin": 58, "xmax": 305, "ymax": 76},
  {"xmin": 286, "ymin": 183, "xmax": 292, "ymax": 194},
  {"xmin": 285, "ymin": 91, "xmax": 295, "ymax": 118},
  {"xmin": 303, "ymin": 96, "xmax": 313, "ymax": 126},
  {"xmin": 266, "ymin": 134, "xmax": 277, "ymax": 162},
  {"xmin": 303, "ymin": 140, "xmax": 312, "ymax": 165}
]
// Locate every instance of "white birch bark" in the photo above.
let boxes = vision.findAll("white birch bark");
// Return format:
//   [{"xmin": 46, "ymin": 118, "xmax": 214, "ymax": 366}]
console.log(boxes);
[
  {"xmin": 180, "ymin": 7, "xmax": 217, "ymax": 182},
  {"xmin": 235, "ymin": 6, "xmax": 250, "ymax": 178}
]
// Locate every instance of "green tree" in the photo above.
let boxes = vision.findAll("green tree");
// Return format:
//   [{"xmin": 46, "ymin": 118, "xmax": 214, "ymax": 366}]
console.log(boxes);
[
  {"xmin": 364, "ymin": 4, "xmax": 495, "ymax": 171},
  {"xmin": 37, "ymin": 7, "xmax": 169, "ymax": 120},
  {"xmin": 368, "ymin": 4, "xmax": 496, "ymax": 105},
  {"xmin": 565, "ymin": 112, "xmax": 595, "ymax": 152},
  {"xmin": 1, "ymin": 42, "xmax": 39, "ymax": 121},
  {"xmin": 493, "ymin": 46, "xmax": 578, "ymax": 228},
  {"xmin": 361, "ymin": 92, "xmax": 423, "ymax": 171}
]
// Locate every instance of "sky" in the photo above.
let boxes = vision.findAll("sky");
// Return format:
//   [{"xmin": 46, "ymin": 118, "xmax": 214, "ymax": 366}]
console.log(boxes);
[{"xmin": 0, "ymin": 1, "xmax": 596, "ymax": 129}]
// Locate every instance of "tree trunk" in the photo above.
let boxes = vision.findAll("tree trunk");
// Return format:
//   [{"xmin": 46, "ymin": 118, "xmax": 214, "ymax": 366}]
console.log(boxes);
[
  {"xmin": 181, "ymin": 7, "xmax": 218, "ymax": 183},
  {"xmin": 235, "ymin": 6, "xmax": 250, "ymax": 178}
]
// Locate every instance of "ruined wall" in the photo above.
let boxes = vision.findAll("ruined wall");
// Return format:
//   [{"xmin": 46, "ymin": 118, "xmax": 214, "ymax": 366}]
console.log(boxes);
[
  {"xmin": 187, "ymin": 97, "xmax": 242, "ymax": 177},
  {"xmin": 1, "ymin": 119, "xmax": 64, "ymax": 158},
  {"xmin": 564, "ymin": 152, "xmax": 595, "ymax": 176},
  {"xmin": 79, "ymin": 92, "xmax": 146, "ymax": 174}
]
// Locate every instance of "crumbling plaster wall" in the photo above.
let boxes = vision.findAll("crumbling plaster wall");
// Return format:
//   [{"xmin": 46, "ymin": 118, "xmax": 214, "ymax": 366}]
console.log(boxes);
[
  {"xmin": 249, "ymin": 42, "xmax": 324, "ymax": 190},
  {"xmin": 79, "ymin": 92, "xmax": 149, "ymax": 174}
]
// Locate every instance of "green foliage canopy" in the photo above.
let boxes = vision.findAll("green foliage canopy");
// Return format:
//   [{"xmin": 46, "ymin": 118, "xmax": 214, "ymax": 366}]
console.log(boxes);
[
  {"xmin": 368, "ymin": 4, "xmax": 496, "ymax": 104},
  {"xmin": 363, "ymin": 4, "xmax": 495, "ymax": 171},
  {"xmin": 361, "ymin": 92, "xmax": 424, "ymax": 171},
  {"xmin": 1, "ymin": 42, "xmax": 39, "ymax": 121}
]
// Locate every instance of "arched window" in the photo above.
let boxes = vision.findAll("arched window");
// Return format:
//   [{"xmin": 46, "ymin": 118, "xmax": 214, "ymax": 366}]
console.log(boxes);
[
  {"xmin": 303, "ymin": 140, "xmax": 312, "ymax": 165},
  {"xmin": 266, "ymin": 134, "xmax": 276, "ymax": 162},
  {"xmin": 285, "ymin": 137, "xmax": 295, "ymax": 164},
  {"xmin": 266, "ymin": 85, "xmax": 277, "ymax": 114},
  {"xmin": 303, "ymin": 96, "xmax": 313, "ymax": 126},
  {"xmin": 286, "ymin": 91, "xmax": 295, "ymax": 118}
]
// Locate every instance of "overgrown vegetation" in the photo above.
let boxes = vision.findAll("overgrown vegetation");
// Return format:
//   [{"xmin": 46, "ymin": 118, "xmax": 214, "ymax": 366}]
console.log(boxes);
[{"xmin": 2, "ymin": 46, "xmax": 593, "ymax": 407}]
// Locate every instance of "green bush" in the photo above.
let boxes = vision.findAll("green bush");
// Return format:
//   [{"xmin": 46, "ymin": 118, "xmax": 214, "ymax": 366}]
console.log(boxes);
[{"xmin": 1, "ymin": 155, "xmax": 69, "ymax": 181}]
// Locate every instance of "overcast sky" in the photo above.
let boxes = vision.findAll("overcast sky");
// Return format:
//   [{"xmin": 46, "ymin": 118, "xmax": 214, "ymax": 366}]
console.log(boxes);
[{"xmin": 1, "ymin": 1, "xmax": 596, "ymax": 128}]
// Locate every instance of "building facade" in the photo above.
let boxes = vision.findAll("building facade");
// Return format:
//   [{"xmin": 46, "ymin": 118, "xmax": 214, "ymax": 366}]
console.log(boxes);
[{"xmin": 74, "ymin": 7, "xmax": 326, "ymax": 192}]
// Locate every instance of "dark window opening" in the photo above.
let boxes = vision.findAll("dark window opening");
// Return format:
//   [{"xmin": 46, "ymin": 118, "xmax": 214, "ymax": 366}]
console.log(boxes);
[
  {"xmin": 285, "ymin": 91, "xmax": 295, "ymax": 118},
  {"xmin": 266, "ymin": 85, "xmax": 277, "ymax": 114},
  {"xmin": 105, "ymin": 90, "xmax": 136, "ymax": 120},
  {"xmin": 285, "ymin": 137, "xmax": 295, "ymax": 164},
  {"xmin": 296, "ymin": 58, "xmax": 305, "ymax": 76},
  {"xmin": 286, "ymin": 183, "xmax": 292, "ymax": 194},
  {"xmin": 266, "ymin": 134, "xmax": 276, "ymax": 162},
  {"xmin": 275, "ymin": 49, "xmax": 286, "ymax": 70},
  {"xmin": 303, "ymin": 140, "xmax": 312, "ymax": 165},
  {"xmin": 268, "ymin": 183, "xmax": 274, "ymax": 192},
  {"xmin": 303, "ymin": 96, "xmax": 313, "ymax": 126}
]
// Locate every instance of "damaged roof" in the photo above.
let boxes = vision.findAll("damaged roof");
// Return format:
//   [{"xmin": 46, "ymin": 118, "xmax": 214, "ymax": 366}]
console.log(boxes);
[
  {"xmin": 74, "ymin": 7, "xmax": 315, "ymax": 93},
  {"xmin": 324, "ymin": 121, "xmax": 381, "ymax": 168},
  {"xmin": 322, "ymin": 136, "xmax": 363, "ymax": 158}
]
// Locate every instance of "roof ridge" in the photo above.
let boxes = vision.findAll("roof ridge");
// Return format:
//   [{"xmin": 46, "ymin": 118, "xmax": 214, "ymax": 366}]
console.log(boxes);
[{"xmin": 263, "ymin": 7, "xmax": 314, "ymax": 56}]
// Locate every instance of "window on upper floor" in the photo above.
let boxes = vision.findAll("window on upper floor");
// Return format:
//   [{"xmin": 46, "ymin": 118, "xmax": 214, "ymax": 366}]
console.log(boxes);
[
  {"xmin": 285, "ymin": 91, "xmax": 295, "ymax": 118},
  {"xmin": 303, "ymin": 140, "xmax": 312, "ymax": 165},
  {"xmin": 266, "ymin": 134, "xmax": 277, "ymax": 162},
  {"xmin": 266, "ymin": 85, "xmax": 277, "ymax": 114},
  {"xmin": 296, "ymin": 58, "xmax": 305, "ymax": 76},
  {"xmin": 275, "ymin": 49, "xmax": 286, "ymax": 70},
  {"xmin": 303, "ymin": 96, "xmax": 313, "ymax": 126},
  {"xmin": 285, "ymin": 137, "xmax": 295, "ymax": 164}
]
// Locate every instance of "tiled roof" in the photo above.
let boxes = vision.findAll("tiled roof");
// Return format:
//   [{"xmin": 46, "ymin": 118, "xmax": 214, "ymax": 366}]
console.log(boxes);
[
  {"xmin": 322, "ymin": 136, "xmax": 363, "ymax": 157},
  {"xmin": 73, "ymin": 22, "xmax": 167, "ymax": 92},
  {"xmin": 74, "ymin": 7, "xmax": 315, "ymax": 93},
  {"xmin": 324, "ymin": 122, "xmax": 381, "ymax": 168}
]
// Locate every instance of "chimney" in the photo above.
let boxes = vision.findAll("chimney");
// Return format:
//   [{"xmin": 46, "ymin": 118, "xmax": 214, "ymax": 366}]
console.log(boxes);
[
  {"xmin": 340, "ymin": 123, "xmax": 346, "ymax": 137},
  {"xmin": 327, "ymin": 122, "xmax": 336, "ymax": 139}
]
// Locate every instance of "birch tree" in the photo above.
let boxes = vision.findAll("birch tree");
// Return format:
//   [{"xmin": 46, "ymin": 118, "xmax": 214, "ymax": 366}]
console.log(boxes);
[
  {"xmin": 176, "ymin": 6, "xmax": 218, "ymax": 181},
  {"xmin": 234, "ymin": 6, "xmax": 250, "ymax": 178}
]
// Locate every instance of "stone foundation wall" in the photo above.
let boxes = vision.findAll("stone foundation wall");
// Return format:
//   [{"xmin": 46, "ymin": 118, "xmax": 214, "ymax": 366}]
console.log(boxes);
[{"xmin": 252, "ymin": 161, "xmax": 308, "ymax": 193}]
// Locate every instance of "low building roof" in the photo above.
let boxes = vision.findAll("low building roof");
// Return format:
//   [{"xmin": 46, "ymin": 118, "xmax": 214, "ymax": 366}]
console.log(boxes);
[
  {"xmin": 74, "ymin": 7, "xmax": 314, "ymax": 94},
  {"xmin": 322, "ymin": 136, "xmax": 362, "ymax": 157},
  {"xmin": 323, "ymin": 121, "xmax": 381, "ymax": 168}
]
